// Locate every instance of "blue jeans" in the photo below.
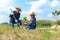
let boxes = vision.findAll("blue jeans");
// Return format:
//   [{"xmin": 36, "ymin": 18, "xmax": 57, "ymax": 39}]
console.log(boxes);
[
  {"xmin": 10, "ymin": 20, "xmax": 22, "ymax": 28},
  {"xmin": 29, "ymin": 26, "xmax": 36, "ymax": 30},
  {"xmin": 10, "ymin": 22, "xmax": 14, "ymax": 28},
  {"xmin": 26, "ymin": 25, "xmax": 36, "ymax": 30}
]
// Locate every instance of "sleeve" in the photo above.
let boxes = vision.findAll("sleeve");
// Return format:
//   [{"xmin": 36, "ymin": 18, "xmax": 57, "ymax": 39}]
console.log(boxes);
[
  {"xmin": 13, "ymin": 11, "xmax": 16, "ymax": 13},
  {"xmin": 29, "ymin": 18, "xmax": 36, "ymax": 26},
  {"xmin": 28, "ymin": 19, "xmax": 33, "ymax": 26},
  {"xmin": 12, "ymin": 11, "xmax": 16, "ymax": 19}
]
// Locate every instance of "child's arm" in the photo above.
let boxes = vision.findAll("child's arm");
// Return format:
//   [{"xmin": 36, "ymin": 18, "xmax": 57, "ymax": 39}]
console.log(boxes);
[
  {"xmin": 27, "ymin": 20, "xmax": 33, "ymax": 26},
  {"xmin": 28, "ymin": 18, "xmax": 36, "ymax": 26}
]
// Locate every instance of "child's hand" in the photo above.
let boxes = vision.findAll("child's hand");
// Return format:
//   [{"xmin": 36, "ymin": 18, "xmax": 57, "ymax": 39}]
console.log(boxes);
[
  {"xmin": 24, "ymin": 23, "xmax": 27, "ymax": 25},
  {"xmin": 24, "ymin": 23, "xmax": 27, "ymax": 26}
]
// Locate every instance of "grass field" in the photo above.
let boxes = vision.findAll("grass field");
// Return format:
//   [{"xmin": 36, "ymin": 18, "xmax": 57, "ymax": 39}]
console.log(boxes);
[{"xmin": 0, "ymin": 24, "xmax": 60, "ymax": 40}]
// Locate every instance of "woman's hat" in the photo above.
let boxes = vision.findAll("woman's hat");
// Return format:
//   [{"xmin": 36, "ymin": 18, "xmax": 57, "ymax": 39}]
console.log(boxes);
[{"xmin": 15, "ymin": 7, "xmax": 21, "ymax": 11}]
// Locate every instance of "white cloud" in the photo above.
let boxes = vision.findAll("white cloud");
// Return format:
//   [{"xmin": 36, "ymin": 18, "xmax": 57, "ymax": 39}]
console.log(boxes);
[
  {"xmin": 0, "ymin": 0, "xmax": 14, "ymax": 23},
  {"xmin": 0, "ymin": 0, "xmax": 14, "ymax": 14},
  {"xmin": 47, "ymin": 13, "xmax": 54, "ymax": 17},
  {"xmin": 0, "ymin": 0, "xmax": 14, "ymax": 12},
  {"xmin": 26, "ymin": 0, "xmax": 47, "ymax": 14},
  {"xmin": 0, "ymin": 0, "xmax": 13, "ymax": 8},
  {"xmin": 0, "ymin": 15, "xmax": 8, "ymax": 23},
  {"xmin": 50, "ymin": 0, "xmax": 60, "ymax": 7}
]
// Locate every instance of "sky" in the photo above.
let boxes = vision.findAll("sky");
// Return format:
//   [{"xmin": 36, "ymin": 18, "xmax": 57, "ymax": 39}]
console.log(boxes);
[{"xmin": 0, "ymin": 0, "xmax": 60, "ymax": 23}]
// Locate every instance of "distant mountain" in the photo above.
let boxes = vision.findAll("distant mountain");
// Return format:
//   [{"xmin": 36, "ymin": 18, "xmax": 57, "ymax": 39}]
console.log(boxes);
[
  {"xmin": 37, "ymin": 20, "xmax": 53, "ymax": 23},
  {"xmin": 0, "ymin": 23, "xmax": 8, "ymax": 25}
]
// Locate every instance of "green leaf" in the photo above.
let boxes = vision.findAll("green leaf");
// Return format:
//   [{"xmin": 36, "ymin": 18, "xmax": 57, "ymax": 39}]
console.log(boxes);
[
  {"xmin": 55, "ymin": 10, "xmax": 57, "ymax": 13},
  {"xmin": 52, "ymin": 12, "xmax": 56, "ymax": 16},
  {"xmin": 23, "ymin": 17, "xmax": 27, "ymax": 22},
  {"xmin": 57, "ymin": 11, "xmax": 60, "ymax": 15}
]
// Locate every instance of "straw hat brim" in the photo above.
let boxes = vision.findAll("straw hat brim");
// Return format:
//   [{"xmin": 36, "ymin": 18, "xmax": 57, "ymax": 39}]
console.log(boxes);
[{"xmin": 15, "ymin": 7, "xmax": 21, "ymax": 11}]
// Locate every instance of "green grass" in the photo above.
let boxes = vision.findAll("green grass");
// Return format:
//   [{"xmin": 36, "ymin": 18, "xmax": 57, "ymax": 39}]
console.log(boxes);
[
  {"xmin": 0, "ymin": 24, "xmax": 60, "ymax": 40},
  {"xmin": 36, "ymin": 20, "xmax": 52, "ymax": 28}
]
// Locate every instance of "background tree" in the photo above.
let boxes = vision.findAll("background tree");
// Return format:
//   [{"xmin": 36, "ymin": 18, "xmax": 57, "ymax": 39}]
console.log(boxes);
[{"xmin": 52, "ymin": 10, "xmax": 60, "ymax": 26}]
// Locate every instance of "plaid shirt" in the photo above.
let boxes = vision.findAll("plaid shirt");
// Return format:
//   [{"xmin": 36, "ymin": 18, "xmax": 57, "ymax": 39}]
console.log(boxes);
[
  {"xmin": 29, "ymin": 17, "xmax": 36, "ymax": 26},
  {"xmin": 13, "ymin": 11, "xmax": 20, "ymax": 20}
]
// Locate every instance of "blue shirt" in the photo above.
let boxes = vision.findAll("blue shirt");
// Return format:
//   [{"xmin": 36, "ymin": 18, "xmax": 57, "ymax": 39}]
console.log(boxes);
[
  {"xmin": 13, "ymin": 11, "xmax": 20, "ymax": 20},
  {"xmin": 29, "ymin": 17, "xmax": 36, "ymax": 29},
  {"xmin": 9, "ymin": 14, "xmax": 15, "ymax": 23}
]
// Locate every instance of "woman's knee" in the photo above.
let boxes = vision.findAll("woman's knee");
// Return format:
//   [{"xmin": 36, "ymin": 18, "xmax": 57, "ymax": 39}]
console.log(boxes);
[{"xmin": 10, "ymin": 22, "xmax": 14, "ymax": 28}]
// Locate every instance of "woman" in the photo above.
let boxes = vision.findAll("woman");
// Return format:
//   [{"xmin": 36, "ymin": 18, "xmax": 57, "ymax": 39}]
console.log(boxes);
[{"xmin": 10, "ymin": 7, "xmax": 22, "ymax": 28}]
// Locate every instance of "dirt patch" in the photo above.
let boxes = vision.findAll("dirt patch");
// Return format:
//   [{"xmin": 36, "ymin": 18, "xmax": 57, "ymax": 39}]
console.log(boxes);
[{"xmin": 51, "ymin": 25, "xmax": 60, "ymax": 29}]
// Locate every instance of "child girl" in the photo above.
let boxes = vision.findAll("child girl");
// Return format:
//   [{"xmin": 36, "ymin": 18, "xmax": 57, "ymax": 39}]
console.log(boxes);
[{"xmin": 25, "ymin": 12, "xmax": 36, "ymax": 29}]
